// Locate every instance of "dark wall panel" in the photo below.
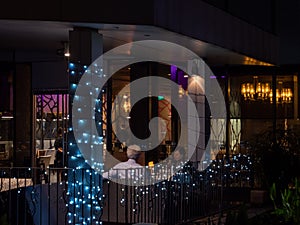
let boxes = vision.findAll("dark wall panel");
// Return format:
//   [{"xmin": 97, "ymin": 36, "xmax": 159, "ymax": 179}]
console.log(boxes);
[
  {"xmin": 32, "ymin": 61, "xmax": 68, "ymax": 92},
  {"xmin": 14, "ymin": 64, "xmax": 32, "ymax": 166},
  {"xmin": 0, "ymin": 0, "xmax": 154, "ymax": 25}
]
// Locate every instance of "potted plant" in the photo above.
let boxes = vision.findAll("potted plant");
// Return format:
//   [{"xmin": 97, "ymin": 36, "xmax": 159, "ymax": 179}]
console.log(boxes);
[{"xmin": 270, "ymin": 178, "xmax": 300, "ymax": 225}]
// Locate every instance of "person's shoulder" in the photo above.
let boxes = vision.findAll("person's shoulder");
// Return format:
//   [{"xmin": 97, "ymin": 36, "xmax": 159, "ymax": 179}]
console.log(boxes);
[
  {"xmin": 112, "ymin": 161, "xmax": 127, "ymax": 169},
  {"xmin": 134, "ymin": 163, "xmax": 143, "ymax": 168}
]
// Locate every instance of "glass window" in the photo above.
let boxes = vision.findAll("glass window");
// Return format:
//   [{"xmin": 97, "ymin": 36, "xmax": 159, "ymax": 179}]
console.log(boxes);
[
  {"xmin": 0, "ymin": 69, "xmax": 13, "ymax": 164},
  {"xmin": 34, "ymin": 94, "xmax": 68, "ymax": 166},
  {"xmin": 229, "ymin": 73, "xmax": 298, "ymax": 153}
]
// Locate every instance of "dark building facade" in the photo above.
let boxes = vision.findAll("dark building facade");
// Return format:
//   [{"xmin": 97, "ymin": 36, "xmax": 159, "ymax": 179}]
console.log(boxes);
[
  {"xmin": 0, "ymin": 0, "xmax": 284, "ymax": 167},
  {"xmin": 0, "ymin": 1, "xmax": 300, "ymax": 224}
]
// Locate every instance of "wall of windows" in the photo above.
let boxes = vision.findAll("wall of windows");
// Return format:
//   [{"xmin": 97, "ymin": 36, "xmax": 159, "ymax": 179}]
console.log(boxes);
[{"xmin": 216, "ymin": 66, "xmax": 300, "ymax": 156}]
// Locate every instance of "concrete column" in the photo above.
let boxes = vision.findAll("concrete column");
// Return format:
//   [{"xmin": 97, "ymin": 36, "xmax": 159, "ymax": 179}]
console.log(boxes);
[
  {"xmin": 69, "ymin": 27, "xmax": 103, "ymax": 65},
  {"xmin": 68, "ymin": 27, "xmax": 104, "ymax": 224},
  {"xmin": 14, "ymin": 64, "xmax": 32, "ymax": 167}
]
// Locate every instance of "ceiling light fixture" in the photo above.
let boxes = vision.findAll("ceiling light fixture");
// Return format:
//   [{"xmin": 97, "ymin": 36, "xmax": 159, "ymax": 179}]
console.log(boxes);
[
  {"xmin": 241, "ymin": 77, "xmax": 293, "ymax": 104},
  {"xmin": 63, "ymin": 42, "xmax": 70, "ymax": 57}
]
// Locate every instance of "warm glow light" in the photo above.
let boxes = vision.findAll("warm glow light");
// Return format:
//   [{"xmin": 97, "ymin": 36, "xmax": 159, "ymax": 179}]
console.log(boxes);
[
  {"xmin": 241, "ymin": 84, "xmax": 246, "ymax": 96},
  {"xmin": 123, "ymin": 99, "xmax": 131, "ymax": 112},
  {"xmin": 64, "ymin": 52, "xmax": 71, "ymax": 57},
  {"xmin": 178, "ymin": 85, "xmax": 185, "ymax": 97},
  {"xmin": 242, "ymin": 77, "xmax": 293, "ymax": 104},
  {"xmin": 265, "ymin": 83, "xmax": 270, "ymax": 93}
]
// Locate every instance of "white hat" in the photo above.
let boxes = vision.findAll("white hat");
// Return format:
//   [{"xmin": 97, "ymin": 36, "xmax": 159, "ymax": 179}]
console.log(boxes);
[
  {"xmin": 127, "ymin": 144, "xmax": 141, "ymax": 151},
  {"xmin": 127, "ymin": 144, "xmax": 141, "ymax": 159}
]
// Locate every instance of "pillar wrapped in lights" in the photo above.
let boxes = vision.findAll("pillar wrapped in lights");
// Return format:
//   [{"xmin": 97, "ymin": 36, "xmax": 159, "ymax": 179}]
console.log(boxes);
[
  {"xmin": 68, "ymin": 62, "xmax": 103, "ymax": 224},
  {"xmin": 67, "ymin": 28, "xmax": 104, "ymax": 224}
]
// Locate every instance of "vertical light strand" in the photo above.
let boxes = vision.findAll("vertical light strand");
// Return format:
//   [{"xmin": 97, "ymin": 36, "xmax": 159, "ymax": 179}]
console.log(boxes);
[{"xmin": 67, "ymin": 62, "xmax": 103, "ymax": 224}]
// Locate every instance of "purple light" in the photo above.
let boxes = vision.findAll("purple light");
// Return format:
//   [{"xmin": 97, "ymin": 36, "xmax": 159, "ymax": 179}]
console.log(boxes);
[
  {"xmin": 210, "ymin": 75, "xmax": 226, "ymax": 79},
  {"xmin": 171, "ymin": 65, "xmax": 177, "ymax": 74},
  {"xmin": 171, "ymin": 65, "xmax": 177, "ymax": 81},
  {"xmin": 178, "ymin": 70, "xmax": 188, "ymax": 90}
]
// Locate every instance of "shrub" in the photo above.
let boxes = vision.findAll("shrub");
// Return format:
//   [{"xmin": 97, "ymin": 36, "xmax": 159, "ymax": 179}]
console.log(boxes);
[{"xmin": 270, "ymin": 178, "xmax": 300, "ymax": 224}]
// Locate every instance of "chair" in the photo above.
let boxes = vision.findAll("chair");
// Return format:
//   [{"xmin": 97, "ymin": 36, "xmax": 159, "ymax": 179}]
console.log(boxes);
[
  {"xmin": 37, "ymin": 149, "xmax": 47, "ymax": 157},
  {"xmin": 46, "ymin": 149, "xmax": 56, "ymax": 166},
  {"xmin": 47, "ymin": 150, "xmax": 56, "ymax": 174},
  {"xmin": 37, "ymin": 155, "xmax": 51, "ymax": 183},
  {"xmin": 38, "ymin": 155, "xmax": 51, "ymax": 169}
]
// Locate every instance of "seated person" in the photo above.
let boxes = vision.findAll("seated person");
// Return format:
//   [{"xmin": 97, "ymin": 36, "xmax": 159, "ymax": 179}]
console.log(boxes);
[
  {"xmin": 170, "ymin": 147, "xmax": 199, "ymax": 184},
  {"xmin": 102, "ymin": 144, "xmax": 149, "ymax": 184}
]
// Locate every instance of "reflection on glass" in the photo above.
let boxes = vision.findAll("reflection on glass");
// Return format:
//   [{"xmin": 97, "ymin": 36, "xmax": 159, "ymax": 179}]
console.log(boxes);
[
  {"xmin": 35, "ymin": 94, "xmax": 68, "ymax": 151},
  {"xmin": 240, "ymin": 76, "xmax": 272, "ymax": 102}
]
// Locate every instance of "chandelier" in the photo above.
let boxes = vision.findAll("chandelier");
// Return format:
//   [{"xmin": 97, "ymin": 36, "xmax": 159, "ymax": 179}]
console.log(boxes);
[
  {"xmin": 270, "ymin": 83, "xmax": 293, "ymax": 104},
  {"xmin": 241, "ymin": 77, "xmax": 293, "ymax": 104}
]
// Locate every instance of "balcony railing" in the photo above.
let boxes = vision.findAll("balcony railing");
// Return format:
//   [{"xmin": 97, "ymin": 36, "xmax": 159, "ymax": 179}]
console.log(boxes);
[{"xmin": 0, "ymin": 154, "xmax": 253, "ymax": 225}]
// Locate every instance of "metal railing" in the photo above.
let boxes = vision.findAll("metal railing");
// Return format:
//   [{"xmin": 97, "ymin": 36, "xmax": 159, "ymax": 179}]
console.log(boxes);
[
  {"xmin": 0, "ymin": 167, "xmax": 69, "ymax": 225},
  {"xmin": 101, "ymin": 168, "xmax": 225, "ymax": 224},
  {"xmin": 0, "ymin": 155, "xmax": 253, "ymax": 225}
]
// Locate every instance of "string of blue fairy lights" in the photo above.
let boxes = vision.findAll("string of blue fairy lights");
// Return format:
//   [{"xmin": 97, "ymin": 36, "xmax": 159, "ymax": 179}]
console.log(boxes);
[{"xmin": 68, "ymin": 62, "xmax": 103, "ymax": 225}]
